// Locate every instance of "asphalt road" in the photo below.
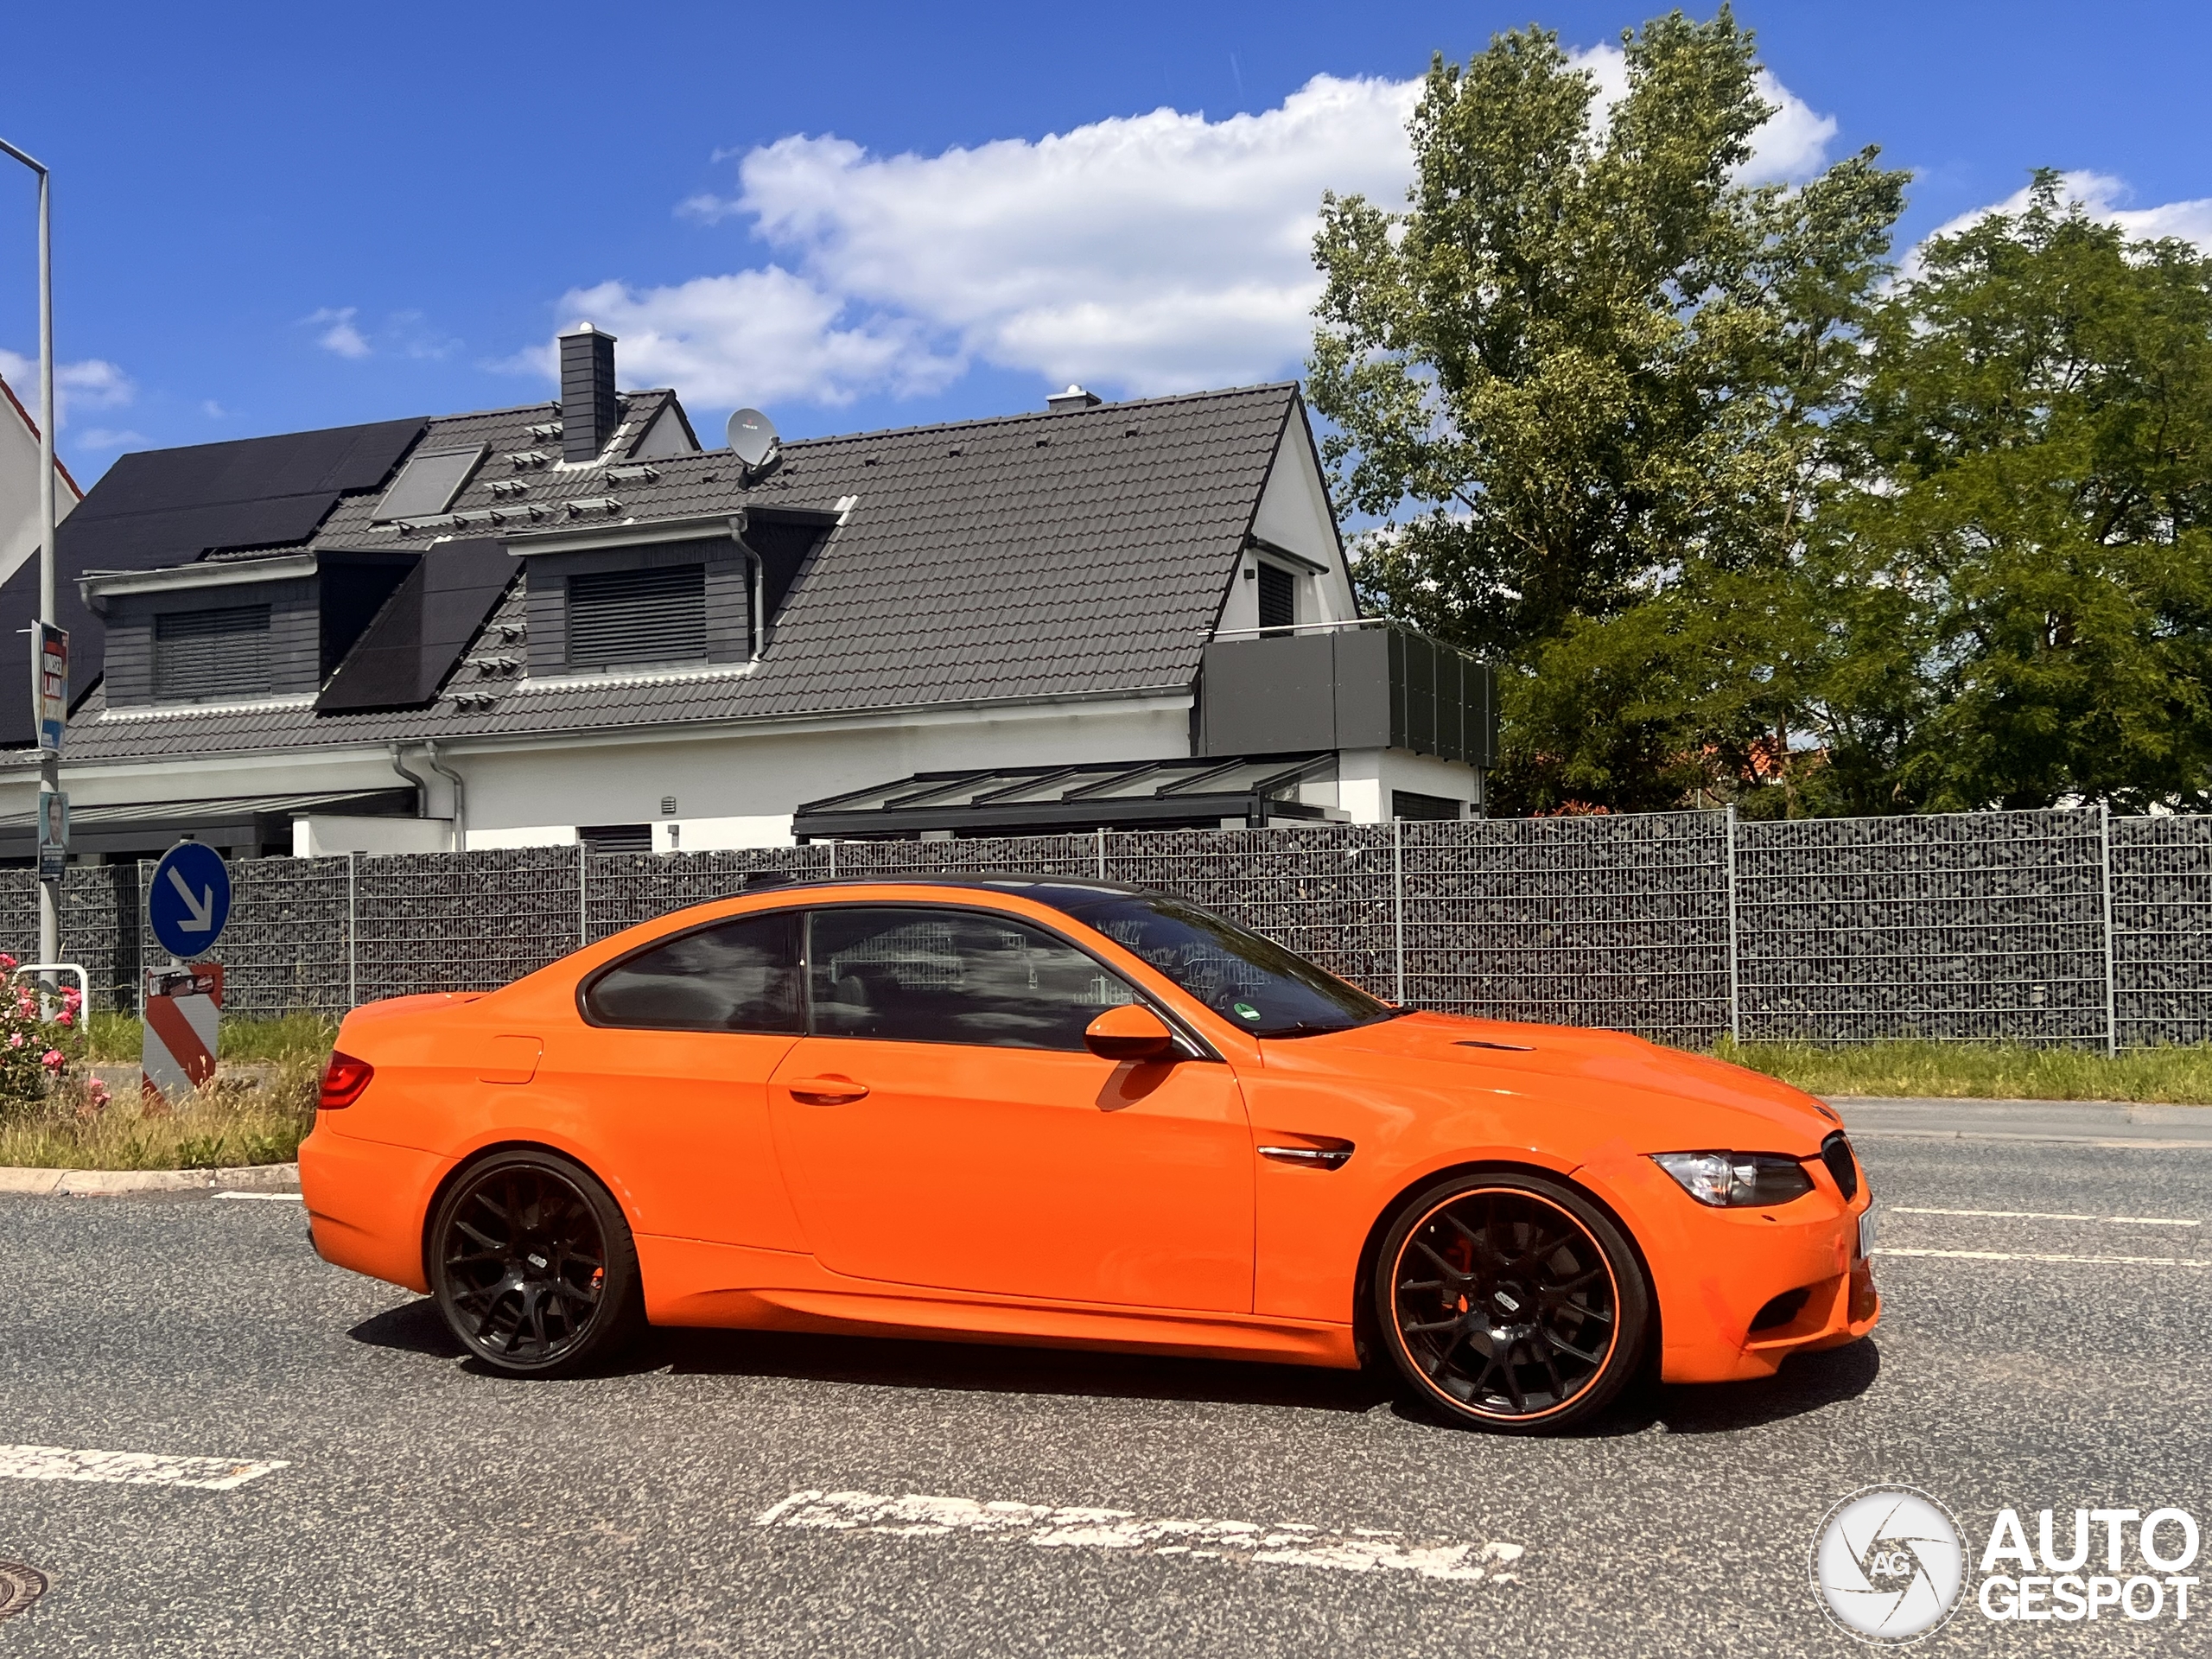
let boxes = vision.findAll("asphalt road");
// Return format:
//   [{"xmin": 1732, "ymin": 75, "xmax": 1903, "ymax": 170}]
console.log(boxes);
[{"xmin": 3, "ymin": 1110, "xmax": 2209, "ymax": 1657}]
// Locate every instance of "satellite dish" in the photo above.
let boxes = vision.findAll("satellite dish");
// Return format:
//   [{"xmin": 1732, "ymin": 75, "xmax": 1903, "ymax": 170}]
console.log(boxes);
[{"xmin": 727, "ymin": 408, "xmax": 780, "ymax": 475}]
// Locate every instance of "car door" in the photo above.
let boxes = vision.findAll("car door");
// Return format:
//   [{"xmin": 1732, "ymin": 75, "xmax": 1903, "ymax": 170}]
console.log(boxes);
[
  {"xmin": 768, "ymin": 903, "xmax": 1255, "ymax": 1313},
  {"xmin": 565, "ymin": 908, "xmax": 810, "ymax": 1251}
]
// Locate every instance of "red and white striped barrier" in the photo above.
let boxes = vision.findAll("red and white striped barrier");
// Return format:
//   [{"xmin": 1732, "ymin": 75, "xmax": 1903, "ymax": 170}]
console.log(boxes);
[{"xmin": 143, "ymin": 963, "xmax": 222, "ymax": 1105}]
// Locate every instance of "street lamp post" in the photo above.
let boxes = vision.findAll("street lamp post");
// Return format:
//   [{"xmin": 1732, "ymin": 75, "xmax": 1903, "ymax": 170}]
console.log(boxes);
[{"xmin": 0, "ymin": 135, "xmax": 60, "ymax": 972}]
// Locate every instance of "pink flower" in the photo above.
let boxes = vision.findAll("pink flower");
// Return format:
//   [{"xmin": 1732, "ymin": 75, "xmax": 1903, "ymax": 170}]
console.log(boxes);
[
  {"xmin": 54, "ymin": 1011, "xmax": 73, "ymax": 1027},
  {"xmin": 41, "ymin": 1049, "xmax": 62, "ymax": 1069},
  {"xmin": 0, "ymin": 953, "xmax": 16, "ymax": 971},
  {"xmin": 7, "ymin": 1033, "xmax": 21, "ymax": 1049}
]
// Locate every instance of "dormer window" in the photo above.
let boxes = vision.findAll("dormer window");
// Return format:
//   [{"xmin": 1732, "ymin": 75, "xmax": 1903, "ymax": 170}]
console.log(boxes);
[
  {"xmin": 567, "ymin": 564, "xmax": 707, "ymax": 668},
  {"xmin": 156, "ymin": 603, "xmax": 272, "ymax": 698}
]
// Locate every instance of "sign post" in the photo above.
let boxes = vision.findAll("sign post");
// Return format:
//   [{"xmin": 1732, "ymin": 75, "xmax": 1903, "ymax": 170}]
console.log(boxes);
[
  {"xmin": 143, "ymin": 841, "xmax": 232, "ymax": 1105},
  {"xmin": 32, "ymin": 621, "xmax": 66, "ymax": 976}
]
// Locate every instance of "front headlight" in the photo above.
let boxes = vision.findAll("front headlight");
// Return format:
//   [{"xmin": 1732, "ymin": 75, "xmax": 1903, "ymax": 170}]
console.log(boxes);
[{"xmin": 1650, "ymin": 1151, "xmax": 1815, "ymax": 1207}]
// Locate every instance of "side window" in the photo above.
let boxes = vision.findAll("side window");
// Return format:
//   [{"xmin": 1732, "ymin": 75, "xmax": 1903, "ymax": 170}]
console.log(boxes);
[
  {"xmin": 807, "ymin": 906, "xmax": 1137, "ymax": 1051},
  {"xmin": 585, "ymin": 912, "xmax": 803, "ymax": 1033}
]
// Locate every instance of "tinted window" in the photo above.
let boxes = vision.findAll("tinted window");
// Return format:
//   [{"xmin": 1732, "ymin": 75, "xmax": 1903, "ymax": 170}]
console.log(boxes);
[
  {"xmin": 586, "ymin": 912, "xmax": 802, "ymax": 1033},
  {"xmin": 808, "ymin": 906, "xmax": 1136, "ymax": 1051},
  {"xmin": 1054, "ymin": 893, "xmax": 1392, "ymax": 1038}
]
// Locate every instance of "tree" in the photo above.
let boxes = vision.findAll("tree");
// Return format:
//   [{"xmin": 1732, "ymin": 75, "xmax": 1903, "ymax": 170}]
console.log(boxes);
[
  {"xmin": 1307, "ymin": 7, "xmax": 1906, "ymax": 813},
  {"xmin": 1815, "ymin": 174, "xmax": 2212, "ymax": 814}
]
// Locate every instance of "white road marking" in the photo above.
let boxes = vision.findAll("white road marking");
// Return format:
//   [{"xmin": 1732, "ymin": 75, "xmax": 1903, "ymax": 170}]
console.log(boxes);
[
  {"xmin": 1889, "ymin": 1207, "xmax": 2200, "ymax": 1225},
  {"xmin": 754, "ymin": 1490, "xmax": 1523, "ymax": 1583},
  {"xmin": 214, "ymin": 1192, "xmax": 302, "ymax": 1203},
  {"xmin": 0, "ymin": 1444, "xmax": 288, "ymax": 1491},
  {"xmin": 1877, "ymin": 1247, "xmax": 2211, "ymax": 1268}
]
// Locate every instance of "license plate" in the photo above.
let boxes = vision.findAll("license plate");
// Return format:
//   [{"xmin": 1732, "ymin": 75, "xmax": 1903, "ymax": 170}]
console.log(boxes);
[{"xmin": 1857, "ymin": 1206, "xmax": 1878, "ymax": 1259}]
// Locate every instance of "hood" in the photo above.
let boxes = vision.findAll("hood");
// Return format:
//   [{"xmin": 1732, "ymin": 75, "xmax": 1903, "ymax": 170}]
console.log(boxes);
[{"xmin": 1275, "ymin": 1011, "xmax": 1840, "ymax": 1152}]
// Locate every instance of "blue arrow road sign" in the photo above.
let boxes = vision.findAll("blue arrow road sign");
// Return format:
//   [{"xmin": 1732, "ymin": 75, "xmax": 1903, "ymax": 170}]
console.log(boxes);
[{"xmin": 149, "ymin": 841, "xmax": 232, "ymax": 959}]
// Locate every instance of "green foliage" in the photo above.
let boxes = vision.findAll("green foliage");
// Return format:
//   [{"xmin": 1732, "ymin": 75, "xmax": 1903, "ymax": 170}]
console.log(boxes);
[
  {"xmin": 1815, "ymin": 174, "xmax": 2212, "ymax": 813},
  {"xmin": 83, "ymin": 1011, "xmax": 340, "ymax": 1064},
  {"xmin": 1309, "ymin": 7, "xmax": 1906, "ymax": 812},
  {"xmin": 1311, "ymin": 13, "xmax": 2212, "ymax": 817}
]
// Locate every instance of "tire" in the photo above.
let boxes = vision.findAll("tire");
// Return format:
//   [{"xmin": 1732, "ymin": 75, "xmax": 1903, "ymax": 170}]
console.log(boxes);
[
  {"xmin": 1372, "ymin": 1171, "xmax": 1650, "ymax": 1434},
  {"xmin": 427, "ymin": 1148, "xmax": 645, "ymax": 1378}
]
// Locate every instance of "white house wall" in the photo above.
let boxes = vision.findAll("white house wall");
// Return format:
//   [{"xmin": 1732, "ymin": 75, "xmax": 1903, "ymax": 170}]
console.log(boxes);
[
  {"xmin": 0, "ymin": 374, "xmax": 79, "ymax": 588},
  {"xmin": 1216, "ymin": 423, "xmax": 1358, "ymax": 635}
]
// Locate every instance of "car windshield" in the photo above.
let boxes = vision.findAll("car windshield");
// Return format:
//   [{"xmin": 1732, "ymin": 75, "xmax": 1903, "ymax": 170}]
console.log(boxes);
[{"xmin": 1053, "ymin": 892, "xmax": 1397, "ymax": 1038}]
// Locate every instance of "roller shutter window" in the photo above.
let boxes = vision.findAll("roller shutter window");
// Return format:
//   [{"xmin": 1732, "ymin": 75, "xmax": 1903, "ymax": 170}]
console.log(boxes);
[
  {"xmin": 1257, "ymin": 562, "xmax": 1295, "ymax": 632},
  {"xmin": 567, "ymin": 564, "xmax": 707, "ymax": 669},
  {"xmin": 155, "ymin": 604, "xmax": 272, "ymax": 699}
]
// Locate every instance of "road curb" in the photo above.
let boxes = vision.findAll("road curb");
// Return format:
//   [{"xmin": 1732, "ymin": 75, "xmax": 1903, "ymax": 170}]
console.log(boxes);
[{"xmin": 0, "ymin": 1161, "xmax": 300, "ymax": 1197}]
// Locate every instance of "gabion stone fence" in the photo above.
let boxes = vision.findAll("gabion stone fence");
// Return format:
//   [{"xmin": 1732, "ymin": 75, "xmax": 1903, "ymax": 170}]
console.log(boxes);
[{"xmin": 5, "ymin": 805, "xmax": 2208, "ymax": 1051}]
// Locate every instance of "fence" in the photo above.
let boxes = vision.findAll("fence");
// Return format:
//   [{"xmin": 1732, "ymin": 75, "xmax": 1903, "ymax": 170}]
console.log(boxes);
[{"xmin": 12, "ymin": 805, "xmax": 2212, "ymax": 1049}]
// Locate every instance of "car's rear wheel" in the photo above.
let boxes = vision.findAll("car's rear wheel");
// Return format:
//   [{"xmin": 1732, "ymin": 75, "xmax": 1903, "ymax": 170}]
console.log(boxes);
[
  {"xmin": 1374, "ymin": 1172, "xmax": 1649, "ymax": 1434},
  {"xmin": 428, "ymin": 1149, "xmax": 644, "ymax": 1377}
]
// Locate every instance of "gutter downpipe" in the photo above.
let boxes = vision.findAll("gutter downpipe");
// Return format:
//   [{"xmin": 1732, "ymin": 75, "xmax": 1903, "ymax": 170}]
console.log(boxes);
[{"xmin": 422, "ymin": 741, "xmax": 467, "ymax": 854}]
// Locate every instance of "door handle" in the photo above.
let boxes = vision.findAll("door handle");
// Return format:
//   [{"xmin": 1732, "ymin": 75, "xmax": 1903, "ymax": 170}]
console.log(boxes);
[
  {"xmin": 787, "ymin": 1077, "xmax": 870, "ymax": 1105},
  {"xmin": 1257, "ymin": 1141, "xmax": 1354, "ymax": 1171}
]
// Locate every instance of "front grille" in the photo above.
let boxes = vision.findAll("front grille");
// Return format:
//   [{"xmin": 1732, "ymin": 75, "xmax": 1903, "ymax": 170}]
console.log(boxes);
[{"xmin": 1821, "ymin": 1132, "xmax": 1859, "ymax": 1202}]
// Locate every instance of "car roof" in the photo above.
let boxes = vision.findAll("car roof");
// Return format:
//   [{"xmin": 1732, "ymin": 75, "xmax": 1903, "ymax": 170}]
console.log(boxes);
[{"xmin": 729, "ymin": 871, "xmax": 1158, "ymax": 912}]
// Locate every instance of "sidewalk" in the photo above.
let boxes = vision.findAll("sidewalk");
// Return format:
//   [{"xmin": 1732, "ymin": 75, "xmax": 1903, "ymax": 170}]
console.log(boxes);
[
  {"xmin": 0, "ymin": 1161, "xmax": 301, "ymax": 1196},
  {"xmin": 1829, "ymin": 1096, "xmax": 2212, "ymax": 1147}
]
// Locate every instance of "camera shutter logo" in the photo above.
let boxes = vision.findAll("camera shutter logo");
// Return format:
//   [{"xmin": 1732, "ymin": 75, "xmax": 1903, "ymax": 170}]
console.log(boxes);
[{"xmin": 1812, "ymin": 1487, "xmax": 1966, "ymax": 1643}]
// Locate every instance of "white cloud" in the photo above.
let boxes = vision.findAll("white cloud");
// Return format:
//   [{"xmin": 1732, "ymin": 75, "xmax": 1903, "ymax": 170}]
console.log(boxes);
[
  {"xmin": 306, "ymin": 306, "xmax": 372, "ymax": 359},
  {"xmin": 0, "ymin": 347, "xmax": 138, "ymax": 427},
  {"xmin": 550, "ymin": 57, "xmax": 1839, "ymax": 409},
  {"xmin": 75, "ymin": 428, "xmax": 144, "ymax": 450},
  {"xmin": 1922, "ymin": 169, "xmax": 2212, "ymax": 254}
]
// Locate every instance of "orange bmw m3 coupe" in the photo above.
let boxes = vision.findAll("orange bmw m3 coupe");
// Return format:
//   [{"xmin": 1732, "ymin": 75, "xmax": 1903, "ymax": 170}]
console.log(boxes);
[{"xmin": 300, "ymin": 876, "xmax": 1878, "ymax": 1433}]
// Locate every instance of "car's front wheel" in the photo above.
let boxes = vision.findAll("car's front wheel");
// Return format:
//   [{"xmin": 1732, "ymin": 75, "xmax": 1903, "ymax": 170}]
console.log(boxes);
[
  {"xmin": 1374, "ymin": 1171, "xmax": 1649, "ymax": 1434},
  {"xmin": 427, "ymin": 1148, "xmax": 644, "ymax": 1377}
]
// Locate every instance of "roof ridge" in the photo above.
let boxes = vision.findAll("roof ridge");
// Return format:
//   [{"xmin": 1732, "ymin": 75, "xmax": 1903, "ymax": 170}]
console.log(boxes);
[{"xmin": 772, "ymin": 382, "xmax": 1300, "ymax": 454}]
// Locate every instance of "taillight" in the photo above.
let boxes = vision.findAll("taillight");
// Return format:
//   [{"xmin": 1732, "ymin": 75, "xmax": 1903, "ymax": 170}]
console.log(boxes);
[{"xmin": 319, "ymin": 1052, "xmax": 374, "ymax": 1109}]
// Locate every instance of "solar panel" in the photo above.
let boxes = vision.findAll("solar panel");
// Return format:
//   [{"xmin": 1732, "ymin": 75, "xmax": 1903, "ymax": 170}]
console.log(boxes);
[
  {"xmin": 372, "ymin": 445, "xmax": 486, "ymax": 522},
  {"xmin": 314, "ymin": 538, "xmax": 516, "ymax": 713}
]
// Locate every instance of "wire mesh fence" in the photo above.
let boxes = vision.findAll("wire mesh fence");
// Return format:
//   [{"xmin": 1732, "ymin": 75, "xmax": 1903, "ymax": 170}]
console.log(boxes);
[{"xmin": 10, "ymin": 805, "xmax": 2212, "ymax": 1047}]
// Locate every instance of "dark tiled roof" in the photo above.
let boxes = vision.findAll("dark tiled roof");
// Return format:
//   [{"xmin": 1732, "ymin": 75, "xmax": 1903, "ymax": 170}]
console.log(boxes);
[{"xmin": 24, "ymin": 383, "xmax": 1300, "ymax": 766}]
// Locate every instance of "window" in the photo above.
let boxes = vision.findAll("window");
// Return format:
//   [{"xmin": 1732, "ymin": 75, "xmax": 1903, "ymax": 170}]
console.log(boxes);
[
  {"xmin": 1051, "ymin": 891, "xmax": 1395, "ymax": 1039},
  {"xmin": 155, "ymin": 604, "xmax": 271, "ymax": 699},
  {"xmin": 1392, "ymin": 790, "xmax": 1465, "ymax": 822},
  {"xmin": 568, "ymin": 564, "xmax": 706, "ymax": 668},
  {"xmin": 584, "ymin": 912, "xmax": 803, "ymax": 1033},
  {"xmin": 579, "ymin": 823, "xmax": 652, "ymax": 855},
  {"xmin": 1257, "ymin": 562, "xmax": 1296, "ymax": 631},
  {"xmin": 372, "ymin": 445, "xmax": 486, "ymax": 522},
  {"xmin": 808, "ymin": 906, "xmax": 1137, "ymax": 1051}
]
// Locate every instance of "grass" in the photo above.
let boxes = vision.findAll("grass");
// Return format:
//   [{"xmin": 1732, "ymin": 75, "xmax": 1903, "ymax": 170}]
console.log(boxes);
[
  {"xmin": 0, "ymin": 1049, "xmax": 326, "ymax": 1171},
  {"xmin": 82, "ymin": 1009, "xmax": 339, "ymax": 1064},
  {"xmin": 1716, "ymin": 1037, "xmax": 2212, "ymax": 1104}
]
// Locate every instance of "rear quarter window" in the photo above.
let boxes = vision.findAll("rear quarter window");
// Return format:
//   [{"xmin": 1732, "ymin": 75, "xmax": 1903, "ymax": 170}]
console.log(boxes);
[{"xmin": 584, "ymin": 911, "xmax": 804, "ymax": 1033}]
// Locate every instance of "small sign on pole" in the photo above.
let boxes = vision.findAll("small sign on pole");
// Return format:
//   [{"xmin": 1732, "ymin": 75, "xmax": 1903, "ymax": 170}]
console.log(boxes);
[
  {"xmin": 34, "ymin": 622, "xmax": 67, "ymax": 753},
  {"xmin": 35, "ymin": 790, "xmax": 67, "ymax": 883},
  {"xmin": 143, "ymin": 962, "xmax": 222, "ymax": 1104}
]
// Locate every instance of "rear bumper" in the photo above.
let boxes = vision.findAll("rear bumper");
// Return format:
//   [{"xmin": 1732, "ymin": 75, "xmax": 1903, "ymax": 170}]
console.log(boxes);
[{"xmin": 297, "ymin": 1120, "xmax": 451, "ymax": 1294}]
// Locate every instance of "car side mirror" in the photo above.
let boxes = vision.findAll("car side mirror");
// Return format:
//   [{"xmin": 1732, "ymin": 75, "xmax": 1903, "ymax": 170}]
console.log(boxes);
[{"xmin": 1084, "ymin": 1004, "xmax": 1176, "ymax": 1063}]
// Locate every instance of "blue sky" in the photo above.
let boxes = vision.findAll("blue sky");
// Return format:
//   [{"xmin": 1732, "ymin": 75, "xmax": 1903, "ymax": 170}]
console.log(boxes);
[{"xmin": 3, "ymin": 1, "xmax": 2208, "ymax": 480}]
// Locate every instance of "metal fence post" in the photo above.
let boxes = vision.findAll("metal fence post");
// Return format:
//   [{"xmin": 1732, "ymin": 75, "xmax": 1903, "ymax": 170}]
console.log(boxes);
[
  {"xmin": 346, "ymin": 851, "xmax": 359, "ymax": 1010},
  {"xmin": 2100, "ymin": 801, "xmax": 2118, "ymax": 1055},
  {"xmin": 577, "ymin": 842, "xmax": 589, "ymax": 950},
  {"xmin": 1096, "ymin": 826, "xmax": 1107, "ymax": 880},
  {"xmin": 1392, "ymin": 817, "xmax": 1406, "ymax": 1007},
  {"xmin": 1726, "ymin": 806, "xmax": 1742, "ymax": 1046},
  {"xmin": 827, "ymin": 840, "xmax": 838, "ymax": 879}
]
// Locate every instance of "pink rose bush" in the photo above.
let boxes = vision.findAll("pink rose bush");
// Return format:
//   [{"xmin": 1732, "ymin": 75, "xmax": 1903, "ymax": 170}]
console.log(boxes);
[{"xmin": 0, "ymin": 952, "xmax": 91, "ymax": 1109}]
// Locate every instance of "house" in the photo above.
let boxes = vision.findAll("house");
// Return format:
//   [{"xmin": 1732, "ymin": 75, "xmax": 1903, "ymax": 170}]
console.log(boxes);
[
  {"xmin": 0, "ymin": 370, "xmax": 81, "ymax": 595},
  {"xmin": 0, "ymin": 327, "xmax": 1491, "ymax": 863}
]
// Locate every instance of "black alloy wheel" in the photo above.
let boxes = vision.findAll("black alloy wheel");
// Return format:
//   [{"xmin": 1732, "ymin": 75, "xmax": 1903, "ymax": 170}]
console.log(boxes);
[
  {"xmin": 1375, "ymin": 1173, "xmax": 1649, "ymax": 1434},
  {"xmin": 428, "ymin": 1149, "xmax": 644, "ymax": 1377}
]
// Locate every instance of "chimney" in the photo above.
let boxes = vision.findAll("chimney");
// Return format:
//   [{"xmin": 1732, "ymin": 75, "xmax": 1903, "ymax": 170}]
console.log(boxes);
[
  {"xmin": 558, "ymin": 322, "xmax": 620, "ymax": 461},
  {"xmin": 1046, "ymin": 384, "xmax": 1102, "ymax": 414}
]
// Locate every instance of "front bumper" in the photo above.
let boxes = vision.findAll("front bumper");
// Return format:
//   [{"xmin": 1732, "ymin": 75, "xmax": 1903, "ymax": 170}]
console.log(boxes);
[{"xmin": 1586, "ymin": 1147, "xmax": 1879, "ymax": 1384}]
